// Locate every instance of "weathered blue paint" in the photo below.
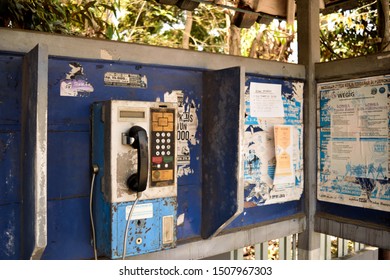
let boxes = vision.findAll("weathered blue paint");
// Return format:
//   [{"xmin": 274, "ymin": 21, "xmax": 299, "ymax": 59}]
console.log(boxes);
[
  {"xmin": 228, "ymin": 75, "xmax": 305, "ymax": 230},
  {"xmin": 91, "ymin": 102, "xmax": 177, "ymax": 258},
  {"xmin": 0, "ymin": 53, "xmax": 305, "ymax": 259},
  {"xmin": 0, "ymin": 54, "xmax": 23, "ymax": 260}
]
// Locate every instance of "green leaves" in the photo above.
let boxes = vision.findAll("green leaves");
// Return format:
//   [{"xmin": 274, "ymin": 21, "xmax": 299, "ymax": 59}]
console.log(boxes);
[
  {"xmin": 319, "ymin": 1, "xmax": 381, "ymax": 62},
  {"xmin": 0, "ymin": 0, "xmax": 119, "ymax": 38}
]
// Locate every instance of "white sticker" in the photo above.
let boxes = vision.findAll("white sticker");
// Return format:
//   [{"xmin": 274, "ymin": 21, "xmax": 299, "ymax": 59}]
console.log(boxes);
[
  {"xmin": 126, "ymin": 203, "xmax": 153, "ymax": 220},
  {"xmin": 249, "ymin": 82, "xmax": 284, "ymax": 117},
  {"xmin": 104, "ymin": 72, "xmax": 147, "ymax": 88},
  {"xmin": 177, "ymin": 213, "xmax": 185, "ymax": 226}
]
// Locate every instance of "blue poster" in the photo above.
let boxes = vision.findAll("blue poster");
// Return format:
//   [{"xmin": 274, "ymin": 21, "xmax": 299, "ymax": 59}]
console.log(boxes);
[{"xmin": 318, "ymin": 75, "xmax": 390, "ymax": 211}]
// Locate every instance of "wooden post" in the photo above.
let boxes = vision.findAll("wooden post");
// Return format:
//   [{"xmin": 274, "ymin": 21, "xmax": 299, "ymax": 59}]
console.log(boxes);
[{"xmin": 296, "ymin": 0, "xmax": 322, "ymax": 260}]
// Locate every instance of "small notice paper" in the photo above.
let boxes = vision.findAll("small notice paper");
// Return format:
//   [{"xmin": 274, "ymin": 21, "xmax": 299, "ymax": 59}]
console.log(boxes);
[
  {"xmin": 249, "ymin": 82, "xmax": 284, "ymax": 118},
  {"xmin": 273, "ymin": 125, "xmax": 295, "ymax": 185}
]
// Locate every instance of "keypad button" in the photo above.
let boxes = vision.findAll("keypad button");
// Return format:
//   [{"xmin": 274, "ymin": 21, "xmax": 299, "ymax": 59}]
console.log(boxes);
[
  {"xmin": 156, "ymin": 139, "xmax": 160, "ymax": 144},
  {"xmin": 161, "ymin": 151, "xmax": 165, "ymax": 156},
  {"xmin": 161, "ymin": 145, "xmax": 165, "ymax": 150}
]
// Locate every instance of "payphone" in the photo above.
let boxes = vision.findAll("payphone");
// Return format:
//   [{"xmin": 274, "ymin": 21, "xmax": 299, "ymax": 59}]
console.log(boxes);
[{"xmin": 91, "ymin": 100, "xmax": 177, "ymax": 259}]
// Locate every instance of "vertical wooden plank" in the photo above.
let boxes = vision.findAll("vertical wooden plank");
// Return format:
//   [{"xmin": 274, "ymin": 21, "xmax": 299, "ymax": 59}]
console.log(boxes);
[
  {"xmin": 320, "ymin": 234, "xmax": 332, "ymax": 259},
  {"xmin": 254, "ymin": 242, "xmax": 269, "ymax": 260},
  {"xmin": 343, "ymin": 239, "xmax": 349, "ymax": 256},
  {"xmin": 20, "ymin": 44, "xmax": 48, "ymax": 259},
  {"xmin": 296, "ymin": 0, "xmax": 321, "ymax": 260},
  {"xmin": 285, "ymin": 235, "xmax": 292, "ymax": 260},
  {"xmin": 320, "ymin": 233, "xmax": 326, "ymax": 260},
  {"xmin": 325, "ymin": 235, "xmax": 332, "ymax": 260},
  {"xmin": 279, "ymin": 238, "xmax": 286, "ymax": 260},
  {"xmin": 292, "ymin": 234, "xmax": 298, "ymax": 260},
  {"xmin": 337, "ymin": 238, "xmax": 343, "ymax": 258},
  {"xmin": 287, "ymin": 0, "xmax": 296, "ymax": 24},
  {"xmin": 231, "ymin": 248, "xmax": 244, "ymax": 260},
  {"xmin": 254, "ymin": 243, "xmax": 261, "ymax": 260}
]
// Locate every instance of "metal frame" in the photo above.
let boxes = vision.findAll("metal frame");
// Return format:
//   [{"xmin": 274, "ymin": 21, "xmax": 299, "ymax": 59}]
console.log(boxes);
[
  {"xmin": 296, "ymin": 0, "xmax": 322, "ymax": 260},
  {"xmin": 315, "ymin": 52, "xmax": 390, "ymax": 250},
  {"xmin": 0, "ymin": 29, "xmax": 305, "ymax": 80},
  {"xmin": 20, "ymin": 44, "xmax": 48, "ymax": 259},
  {"xmin": 129, "ymin": 214, "xmax": 305, "ymax": 260},
  {"xmin": 0, "ymin": 29, "xmax": 306, "ymax": 260}
]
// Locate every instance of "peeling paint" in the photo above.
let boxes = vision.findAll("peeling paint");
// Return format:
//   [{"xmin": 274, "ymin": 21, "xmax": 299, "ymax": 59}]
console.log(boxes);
[
  {"xmin": 0, "ymin": 133, "xmax": 14, "ymax": 161},
  {"xmin": 243, "ymin": 80, "xmax": 304, "ymax": 206},
  {"xmin": 177, "ymin": 213, "xmax": 185, "ymax": 226},
  {"xmin": 60, "ymin": 62, "xmax": 94, "ymax": 97},
  {"xmin": 3, "ymin": 209, "xmax": 15, "ymax": 257},
  {"xmin": 100, "ymin": 49, "xmax": 113, "ymax": 60},
  {"xmin": 116, "ymin": 151, "xmax": 137, "ymax": 198},
  {"xmin": 164, "ymin": 90, "xmax": 199, "ymax": 177}
]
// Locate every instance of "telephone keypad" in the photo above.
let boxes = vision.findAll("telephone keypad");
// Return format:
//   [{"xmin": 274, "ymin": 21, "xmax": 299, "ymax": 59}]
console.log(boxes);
[{"xmin": 150, "ymin": 108, "xmax": 175, "ymax": 187}]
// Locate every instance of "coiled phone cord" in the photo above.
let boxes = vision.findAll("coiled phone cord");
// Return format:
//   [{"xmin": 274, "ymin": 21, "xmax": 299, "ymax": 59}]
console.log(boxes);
[{"xmin": 122, "ymin": 193, "xmax": 142, "ymax": 260}]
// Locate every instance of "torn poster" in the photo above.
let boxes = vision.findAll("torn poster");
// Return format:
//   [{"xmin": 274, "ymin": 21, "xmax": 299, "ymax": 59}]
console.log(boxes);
[
  {"xmin": 318, "ymin": 75, "xmax": 390, "ymax": 211},
  {"xmin": 60, "ymin": 62, "xmax": 94, "ymax": 97},
  {"xmin": 164, "ymin": 90, "xmax": 199, "ymax": 177},
  {"xmin": 244, "ymin": 79, "xmax": 304, "ymax": 207},
  {"xmin": 273, "ymin": 125, "xmax": 295, "ymax": 185}
]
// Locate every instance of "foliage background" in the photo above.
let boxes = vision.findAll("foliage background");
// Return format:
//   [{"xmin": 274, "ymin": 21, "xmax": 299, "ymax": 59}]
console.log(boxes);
[{"xmin": 0, "ymin": 0, "xmax": 389, "ymax": 62}]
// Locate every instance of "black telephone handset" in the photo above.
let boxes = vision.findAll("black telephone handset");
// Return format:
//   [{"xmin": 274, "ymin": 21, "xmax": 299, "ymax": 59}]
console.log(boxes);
[{"xmin": 126, "ymin": 126, "xmax": 148, "ymax": 193}]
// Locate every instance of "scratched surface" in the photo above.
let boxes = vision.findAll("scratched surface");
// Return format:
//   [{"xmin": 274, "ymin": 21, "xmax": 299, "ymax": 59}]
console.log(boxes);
[
  {"xmin": 44, "ymin": 57, "xmax": 203, "ymax": 259},
  {"xmin": 1, "ymin": 53, "xmax": 304, "ymax": 259},
  {"xmin": 0, "ymin": 54, "xmax": 23, "ymax": 260},
  {"xmin": 227, "ymin": 75, "xmax": 305, "ymax": 230}
]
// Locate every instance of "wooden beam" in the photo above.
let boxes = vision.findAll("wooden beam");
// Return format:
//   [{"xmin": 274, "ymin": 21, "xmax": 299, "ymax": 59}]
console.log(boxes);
[
  {"xmin": 243, "ymin": 0, "xmax": 287, "ymax": 17},
  {"xmin": 296, "ymin": 0, "xmax": 322, "ymax": 260},
  {"xmin": 287, "ymin": 0, "xmax": 296, "ymax": 24}
]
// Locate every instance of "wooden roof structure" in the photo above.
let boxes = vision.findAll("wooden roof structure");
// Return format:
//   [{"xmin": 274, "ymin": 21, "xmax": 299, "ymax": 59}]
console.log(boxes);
[{"xmin": 156, "ymin": 0, "xmax": 368, "ymax": 28}]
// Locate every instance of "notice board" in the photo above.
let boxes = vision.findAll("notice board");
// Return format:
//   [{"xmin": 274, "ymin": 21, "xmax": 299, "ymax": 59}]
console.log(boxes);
[{"xmin": 318, "ymin": 75, "xmax": 390, "ymax": 212}]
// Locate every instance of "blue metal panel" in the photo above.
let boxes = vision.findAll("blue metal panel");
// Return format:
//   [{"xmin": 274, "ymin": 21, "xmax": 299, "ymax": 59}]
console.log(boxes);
[
  {"xmin": 0, "ymin": 55, "xmax": 23, "ymax": 126},
  {"xmin": 201, "ymin": 67, "xmax": 244, "ymax": 238},
  {"xmin": 111, "ymin": 197, "xmax": 177, "ymax": 259},
  {"xmin": 227, "ymin": 75, "xmax": 305, "ymax": 231},
  {"xmin": 0, "ymin": 204, "xmax": 20, "ymax": 260},
  {"xmin": 317, "ymin": 201, "xmax": 390, "ymax": 227},
  {"xmin": 47, "ymin": 132, "xmax": 90, "ymax": 199},
  {"xmin": 0, "ymin": 51, "xmax": 305, "ymax": 259},
  {"xmin": 0, "ymin": 54, "xmax": 22, "ymax": 260},
  {"xmin": 176, "ymin": 184, "xmax": 201, "ymax": 241},
  {"xmin": 0, "ymin": 132, "xmax": 20, "ymax": 204},
  {"xmin": 41, "ymin": 198, "xmax": 93, "ymax": 260}
]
